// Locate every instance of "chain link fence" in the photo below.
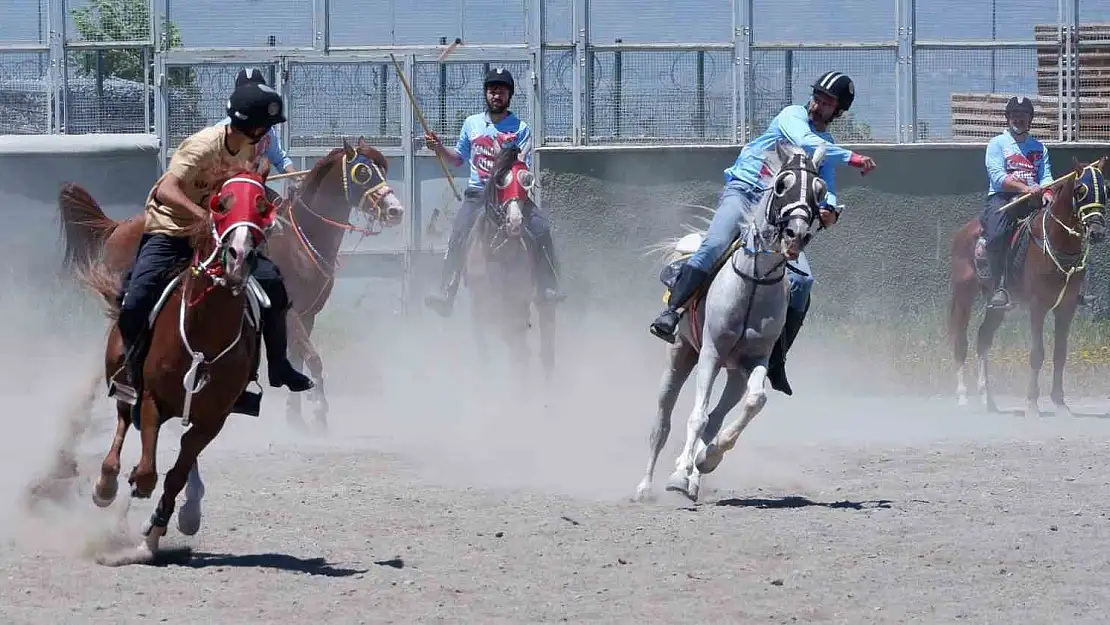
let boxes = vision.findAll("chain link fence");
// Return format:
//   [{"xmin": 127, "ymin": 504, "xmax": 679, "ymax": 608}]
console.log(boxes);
[{"xmin": 1, "ymin": 0, "xmax": 1108, "ymax": 143}]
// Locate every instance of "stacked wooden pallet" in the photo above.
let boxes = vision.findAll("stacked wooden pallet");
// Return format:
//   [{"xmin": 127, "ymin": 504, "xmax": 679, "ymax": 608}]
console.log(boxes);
[{"xmin": 949, "ymin": 23, "xmax": 1110, "ymax": 141}]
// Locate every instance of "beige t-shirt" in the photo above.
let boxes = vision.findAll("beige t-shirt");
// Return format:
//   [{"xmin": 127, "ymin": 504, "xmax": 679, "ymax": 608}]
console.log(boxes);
[{"xmin": 144, "ymin": 125, "xmax": 257, "ymax": 236}]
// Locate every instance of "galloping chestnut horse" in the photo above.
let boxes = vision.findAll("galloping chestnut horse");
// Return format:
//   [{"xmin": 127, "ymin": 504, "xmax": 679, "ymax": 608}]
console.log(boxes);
[
  {"xmin": 78, "ymin": 161, "xmax": 279, "ymax": 561},
  {"xmin": 58, "ymin": 137, "xmax": 404, "ymax": 430},
  {"xmin": 461, "ymin": 142, "xmax": 556, "ymax": 381},
  {"xmin": 948, "ymin": 157, "xmax": 1108, "ymax": 417}
]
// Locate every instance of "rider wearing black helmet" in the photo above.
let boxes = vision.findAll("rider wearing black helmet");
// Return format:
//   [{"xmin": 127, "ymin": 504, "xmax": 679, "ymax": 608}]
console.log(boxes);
[
  {"xmin": 113, "ymin": 81, "xmax": 313, "ymax": 423},
  {"xmin": 980, "ymin": 95, "xmax": 1054, "ymax": 309},
  {"xmin": 647, "ymin": 70, "xmax": 876, "ymax": 395},
  {"xmin": 218, "ymin": 68, "xmax": 297, "ymax": 180},
  {"xmin": 422, "ymin": 67, "xmax": 564, "ymax": 317}
]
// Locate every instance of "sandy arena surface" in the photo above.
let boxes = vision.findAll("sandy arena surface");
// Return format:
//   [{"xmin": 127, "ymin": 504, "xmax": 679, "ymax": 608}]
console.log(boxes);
[{"xmin": 4, "ymin": 300, "xmax": 1110, "ymax": 625}]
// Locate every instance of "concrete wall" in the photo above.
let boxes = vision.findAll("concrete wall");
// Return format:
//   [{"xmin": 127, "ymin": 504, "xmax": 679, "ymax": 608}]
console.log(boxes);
[{"xmin": 533, "ymin": 143, "xmax": 1110, "ymax": 326}]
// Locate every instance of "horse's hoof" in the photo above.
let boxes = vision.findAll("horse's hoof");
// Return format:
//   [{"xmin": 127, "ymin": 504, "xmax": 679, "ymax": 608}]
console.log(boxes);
[
  {"xmin": 665, "ymin": 472, "xmax": 689, "ymax": 497},
  {"xmin": 92, "ymin": 482, "xmax": 118, "ymax": 508},
  {"xmin": 695, "ymin": 443, "xmax": 726, "ymax": 475},
  {"xmin": 1025, "ymin": 401, "xmax": 1041, "ymax": 418},
  {"xmin": 956, "ymin": 395, "xmax": 968, "ymax": 407},
  {"xmin": 178, "ymin": 502, "xmax": 202, "ymax": 536}
]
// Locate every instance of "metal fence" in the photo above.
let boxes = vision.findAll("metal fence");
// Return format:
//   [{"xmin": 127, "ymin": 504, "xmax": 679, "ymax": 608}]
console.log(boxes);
[
  {"xmin": 2, "ymin": 0, "xmax": 1109, "ymax": 260},
  {"xmin": 3, "ymin": 0, "xmax": 1110, "ymax": 146}
]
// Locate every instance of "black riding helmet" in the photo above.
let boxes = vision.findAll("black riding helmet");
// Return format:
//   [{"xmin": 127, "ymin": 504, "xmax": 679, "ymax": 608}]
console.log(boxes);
[
  {"xmin": 227, "ymin": 82, "xmax": 286, "ymax": 133},
  {"xmin": 235, "ymin": 67, "xmax": 267, "ymax": 88},
  {"xmin": 812, "ymin": 71, "xmax": 855, "ymax": 113},
  {"xmin": 484, "ymin": 67, "xmax": 515, "ymax": 96},
  {"xmin": 1005, "ymin": 95, "xmax": 1034, "ymax": 117}
]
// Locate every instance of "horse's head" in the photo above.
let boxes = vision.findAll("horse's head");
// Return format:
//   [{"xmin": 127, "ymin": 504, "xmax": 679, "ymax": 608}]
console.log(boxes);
[
  {"xmin": 202, "ymin": 161, "xmax": 278, "ymax": 287},
  {"xmin": 766, "ymin": 141, "xmax": 828, "ymax": 259},
  {"xmin": 340, "ymin": 137, "xmax": 404, "ymax": 228},
  {"xmin": 483, "ymin": 141, "xmax": 535, "ymax": 239},
  {"xmin": 1064, "ymin": 156, "xmax": 1108, "ymax": 243}
]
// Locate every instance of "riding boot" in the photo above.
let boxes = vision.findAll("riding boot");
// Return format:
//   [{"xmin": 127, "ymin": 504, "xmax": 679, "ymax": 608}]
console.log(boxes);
[
  {"xmin": 987, "ymin": 244, "xmax": 1011, "ymax": 309},
  {"xmin": 424, "ymin": 240, "xmax": 465, "ymax": 318},
  {"xmin": 262, "ymin": 309, "xmax": 314, "ymax": 392},
  {"xmin": 767, "ymin": 301, "xmax": 808, "ymax": 396},
  {"xmin": 117, "ymin": 310, "xmax": 151, "ymax": 432},
  {"xmin": 649, "ymin": 264, "xmax": 709, "ymax": 344},
  {"xmin": 532, "ymin": 231, "xmax": 566, "ymax": 303},
  {"xmin": 231, "ymin": 335, "xmax": 264, "ymax": 417}
]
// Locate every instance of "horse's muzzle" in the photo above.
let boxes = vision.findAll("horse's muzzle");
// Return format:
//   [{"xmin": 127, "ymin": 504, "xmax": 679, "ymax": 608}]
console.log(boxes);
[{"xmin": 381, "ymin": 192, "xmax": 405, "ymax": 224}]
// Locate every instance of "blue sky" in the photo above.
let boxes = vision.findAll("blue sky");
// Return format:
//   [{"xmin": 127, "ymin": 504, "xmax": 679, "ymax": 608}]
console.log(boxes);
[{"xmin": 2, "ymin": 0, "xmax": 1109, "ymax": 143}]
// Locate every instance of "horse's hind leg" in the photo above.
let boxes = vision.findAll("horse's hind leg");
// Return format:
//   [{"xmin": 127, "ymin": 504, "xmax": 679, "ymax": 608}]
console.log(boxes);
[
  {"xmin": 137, "ymin": 415, "xmax": 227, "ymax": 559},
  {"xmin": 1050, "ymin": 302, "xmax": 1078, "ymax": 418},
  {"xmin": 696, "ymin": 363, "xmax": 768, "ymax": 475},
  {"xmin": 294, "ymin": 313, "xmax": 330, "ymax": 430},
  {"xmin": 635, "ymin": 340, "xmax": 697, "ymax": 502},
  {"xmin": 93, "ymin": 400, "xmax": 131, "ymax": 508},
  {"xmin": 950, "ymin": 280, "xmax": 977, "ymax": 406},
  {"xmin": 127, "ymin": 393, "xmax": 161, "ymax": 499},
  {"xmin": 975, "ymin": 307, "xmax": 1006, "ymax": 413}
]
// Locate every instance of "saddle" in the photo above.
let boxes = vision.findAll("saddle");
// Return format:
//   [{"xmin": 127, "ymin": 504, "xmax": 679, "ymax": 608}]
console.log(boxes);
[
  {"xmin": 974, "ymin": 215, "xmax": 1035, "ymax": 287},
  {"xmin": 106, "ymin": 272, "xmax": 270, "ymax": 407},
  {"xmin": 659, "ymin": 231, "xmax": 747, "ymax": 305}
]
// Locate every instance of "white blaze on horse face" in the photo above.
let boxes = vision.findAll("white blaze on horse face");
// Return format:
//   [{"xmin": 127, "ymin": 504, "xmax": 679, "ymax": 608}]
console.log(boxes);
[
  {"xmin": 507, "ymin": 199, "xmax": 524, "ymax": 236},
  {"xmin": 224, "ymin": 225, "xmax": 255, "ymax": 284},
  {"xmin": 780, "ymin": 213, "xmax": 811, "ymax": 259},
  {"xmin": 377, "ymin": 187, "xmax": 405, "ymax": 223}
]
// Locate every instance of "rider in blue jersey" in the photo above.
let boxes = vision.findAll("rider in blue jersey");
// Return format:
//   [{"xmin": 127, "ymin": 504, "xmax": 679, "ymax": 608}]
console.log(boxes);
[
  {"xmin": 215, "ymin": 68, "xmax": 298, "ymax": 199},
  {"xmin": 422, "ymin": 67, "xmax": 563, "ymax": 317},
  {"xmin": 648, "ymin": 71, "xmax": 876, "ymax": 395},
  {"xmin": 980, "ymin": 96, "xmax": 1054, "ymax": 309}
]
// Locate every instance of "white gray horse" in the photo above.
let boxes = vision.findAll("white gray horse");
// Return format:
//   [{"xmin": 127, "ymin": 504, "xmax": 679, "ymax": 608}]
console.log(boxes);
[{"xmin": 635, "ymin": 141, "xmax": 829, "ymax": 503}]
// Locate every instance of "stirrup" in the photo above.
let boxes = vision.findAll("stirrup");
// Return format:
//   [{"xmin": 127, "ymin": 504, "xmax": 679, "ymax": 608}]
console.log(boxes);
[{"xmin": 107, "ymin": 379, "xmax": 138, "ymax": 406}]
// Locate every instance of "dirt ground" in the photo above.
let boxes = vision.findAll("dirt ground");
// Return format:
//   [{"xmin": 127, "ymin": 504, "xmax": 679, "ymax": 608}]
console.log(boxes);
[{"xmin": 4, "ymin": 297, "xmax": 1110, "ymax": 625}]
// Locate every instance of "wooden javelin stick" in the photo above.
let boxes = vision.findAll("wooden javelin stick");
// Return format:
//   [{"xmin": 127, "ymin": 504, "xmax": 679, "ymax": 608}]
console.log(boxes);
[
  {"xmin": 998, "ymin": 155, "xmax": 1108, "ymax": 212},
  {"xmin": 389, "ymin": 52, "xmax": 462, "ymax": 203},
  {"xmin": 270, "ymin": 170, "xmax": 310, "ymax": 182}
]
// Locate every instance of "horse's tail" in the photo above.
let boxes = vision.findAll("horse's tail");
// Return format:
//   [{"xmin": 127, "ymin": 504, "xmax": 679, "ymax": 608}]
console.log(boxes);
[
  {"xmin": 642, "ymin": 202, "xmax": 717, "ymax": 265},
  {"xmin": 73, "ymin": 259, "xmax": 123, "ymax": 321},
  {"xmin": 57, "ymin": 183, "xmax": 120, "ymax": 271}
]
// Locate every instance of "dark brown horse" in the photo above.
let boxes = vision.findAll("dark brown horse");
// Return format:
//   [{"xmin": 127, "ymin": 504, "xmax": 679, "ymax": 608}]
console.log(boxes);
[
  {"xmin": 461, "ymin": 143, "xmax": 556, "ymax": 381},
  {"xmin": 78, "ymin": 163, "xmax": 279, "ymax": 562},
  {"xmin": 948, "ymin": 156, "xmax": 1108, "ymax": 416},
  {"xmin": 58, "ymin": 137, "xmax": 404, "ymax": 430}
]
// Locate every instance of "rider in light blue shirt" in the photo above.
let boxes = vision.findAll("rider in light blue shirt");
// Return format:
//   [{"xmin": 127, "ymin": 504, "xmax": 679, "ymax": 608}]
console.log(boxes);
[
  {"xmin": 422, "ymin": 67, "xmax": 561, "ymax": 318},
  {"xmin": 979, "ymin": 96, "xmax": 1054, "ymax": 309},
  {"xmin": 648, "ymin": 71, "xmax": 877, "ymax": 396}
]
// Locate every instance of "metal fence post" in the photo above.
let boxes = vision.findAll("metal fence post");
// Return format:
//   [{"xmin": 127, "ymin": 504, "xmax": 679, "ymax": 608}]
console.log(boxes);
[
  {"xmin": 897, "ymin": 0, "xmax": 916, "ymax": 142},
  {"xmin": 314, "ymin": 0, "xmax": 329, "ymax": 53},
  {"xmin": 529, "ymin": 0, "xmax": 544, "ymax": 200},
  {"xmin": 733, "ymin": 0, "xmax": 751, "ymax": 143},
  {"xmin": 46, "ymin": 0, "xmax": 65, "ymax": 133},
  {"xmin": 151, "ymin": 0, "xmax": 168, "ymax": 167},
  {"xmin": 572, "ymin": 0, "xmax": 588, "ymax": 145}
]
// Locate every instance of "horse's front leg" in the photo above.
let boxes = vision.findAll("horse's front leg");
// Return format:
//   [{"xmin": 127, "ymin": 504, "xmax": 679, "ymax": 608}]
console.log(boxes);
[
  {"xmin": 1026, "ymin": 302, "xmax": 1049, "ymax": 418},
  {"xmin": 667, "ymin": 344, "xmax": 722, "ymax": 502},
  {"xmin": 1050, "ymin": 301, "xmax": 1078, "ymax": 418},
  {"xmin": 976, "ymin": 307, "xmax": 1006, "ymax": 413},
  {"xmin": 136, "ymin": 415, "xmax": 227, "ymax": 561},
  {"xmin": 292, "ymin": 312, "xmax": 330, "ymax": 430}
]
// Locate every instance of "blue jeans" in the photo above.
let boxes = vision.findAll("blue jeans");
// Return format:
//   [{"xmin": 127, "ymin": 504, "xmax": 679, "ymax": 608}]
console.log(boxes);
[{"xmin": 685, "ymin": 180, "xmax": 813, "ymax": 313}]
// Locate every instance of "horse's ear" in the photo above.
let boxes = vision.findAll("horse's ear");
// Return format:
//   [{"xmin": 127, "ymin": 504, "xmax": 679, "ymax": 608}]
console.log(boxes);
[
  {"xmin": 1073, "ymin": 156, "xmax": 1083, "ymax": 175},
  {"xmin": 812, "ymin": 144, "xmax": 827, "ymax": 168},
  {"xmin": 342, "ymin": 137, "xmax": 357, "ymax": 161},
  {"xmin": 774, "ymin": 141, "xmax": 791, "ymax": 171},
  {"xmin": 1098, "ymin": 155, "xmax": 1108, "ymax": 174},
  {"xmin": 357, "ymin": 135, "xmax": 369, "ymax": 150}
]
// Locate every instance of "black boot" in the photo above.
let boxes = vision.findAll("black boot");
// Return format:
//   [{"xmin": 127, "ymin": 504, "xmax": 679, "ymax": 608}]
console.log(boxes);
[
  {"xmin": 117, "ymin": 312, "xmax": 151, "ymax": 432},
  {"xmin": 262, "ymin": 310, "xmax": 314, "ymax": 392},
  {"xmin": 231, "ymin": 333, "xmax": 263, "ymax": 417},
  {"xmin": 767, "ymin": 301, "xmax": 807, "ymax": 396},
  {"xmin": 987, "ymin": 243, "xmax": 1011, "ymax": 309},
  {"xmin": 533, "ymin": 232, "xmax": 566, "ymax": 303},
  {"xmin": 424, "ymin": 241, "xmax": 464, "ymax": 318},
  {"xmin": 649, "ymin": 264, "xmax": 709, "ymax": 343}
]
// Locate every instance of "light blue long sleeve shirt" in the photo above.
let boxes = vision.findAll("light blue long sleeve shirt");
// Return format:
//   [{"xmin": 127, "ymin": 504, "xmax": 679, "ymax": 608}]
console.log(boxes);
[
  {"xmin": 216, "ymin": 117, "xmax": 294, "ymax": 172},
  {"xmin": 724, "ymin": 104, "xmax": 857, "ymax": 211},
  {"xmin": 455, "ymin": 112, "xmax": 533, "ymax": 189},
  {"xmin": 985, "ymin": 129, "xmax": 1052, "ymax": 196}
]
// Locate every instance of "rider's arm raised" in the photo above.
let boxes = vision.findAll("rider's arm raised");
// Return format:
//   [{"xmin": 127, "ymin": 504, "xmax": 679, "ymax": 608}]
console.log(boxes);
[{"xmin": 775, "ymin": 107, "xmax": 856, "ymax": 165}]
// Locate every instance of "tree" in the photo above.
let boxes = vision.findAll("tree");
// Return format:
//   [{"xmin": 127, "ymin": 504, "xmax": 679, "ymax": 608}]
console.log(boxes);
[{"xmin": 70, "ymin": 0, "xmax": 193, "ymax": 89}]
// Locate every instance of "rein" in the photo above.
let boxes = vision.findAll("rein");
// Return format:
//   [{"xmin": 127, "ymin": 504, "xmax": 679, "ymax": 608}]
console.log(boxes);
[{"xmin": 1038, "ymin": 163, "xmax": 1105, "ymax": 311}]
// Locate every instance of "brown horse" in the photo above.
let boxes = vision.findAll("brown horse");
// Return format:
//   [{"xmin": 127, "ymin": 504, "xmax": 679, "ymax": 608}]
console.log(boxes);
[
  {"xmin": 948, "ymin": 157, "xmax": 1108, "ymax": 416},
  {"xmin": 461, "ymin": 143, "xmax": 556, "ymax": 382},
  {"xmin": 58, "ymin": 137, "xmax": 404, "ymax": 430},
  {"xmin": 78, "ymin": 163, "xmax": 279, "ymax": 562}
]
